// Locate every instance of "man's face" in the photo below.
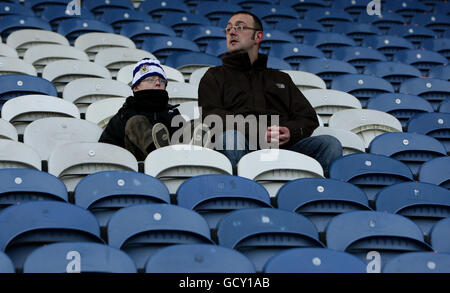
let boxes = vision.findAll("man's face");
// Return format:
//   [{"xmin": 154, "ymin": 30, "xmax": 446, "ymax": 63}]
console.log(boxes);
[
  {"xmin": 226, "ymin": 13, "xmax": 262, "ymax": 54},
  {"xmin": 133, "ymin": 75, "xmax": 167, "ymax": 92}
]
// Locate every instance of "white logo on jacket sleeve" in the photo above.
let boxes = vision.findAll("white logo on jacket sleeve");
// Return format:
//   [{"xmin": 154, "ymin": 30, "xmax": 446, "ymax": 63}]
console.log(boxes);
[{"xmin": 275, "ymin": 83, "xmax": 285, "ymax": 89}]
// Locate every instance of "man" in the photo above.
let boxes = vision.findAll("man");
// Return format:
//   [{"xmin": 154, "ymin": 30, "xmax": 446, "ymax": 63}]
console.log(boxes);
[
  {"xmin": 198, "ymin": 11, "xmax": 342, "ymax": 175},
  {"xmin": 99, "ymin": 58, "xmax": 182, "ymax": 161}
]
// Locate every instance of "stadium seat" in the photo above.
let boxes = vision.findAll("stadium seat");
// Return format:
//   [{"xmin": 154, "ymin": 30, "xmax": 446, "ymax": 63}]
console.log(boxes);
[
  {"xmin": 0, "ymin": 140, "xmax": 41, "ymax": 170},
  {"xmin": 358, "ymin": 11, "xmax": 406, "ymax": 34},
  {"xmin": 393, "ymin": 49, "xmax": 447, "ymax": 76},
  {"xmin": 279, "ymin": 0, "xmax": 327, "ymax": 17},
  {"xmin": 85, "ymin": 97, "xmax": 125, "ymax": 129},
  {"xmin": 6, "ymin": 29, "xmax": 70, "ymax": 58},
  {"xmin": 281, "ymin": 70, "xmax": 326, "ymax": 91},
  {"xmin": 181, "ymin": 25, "xmax": 225, "ymax": 52},
  {"xmin": 94, "ymin": 47, "xmax": 155, "ymax": 78},
  {"xmin": 100, "ymin": 8, "xmax": 148, "ymax": 34},
  {"xmin": 0, "ymin": 56, "xmax": 36, "ymax": 76},
  {"xmin": 331, "ymin": 0, "xmax": 373, "ymax": 19},
  {"xmin": 273, "ymin": 19, "xmax": 325, "ymax": 43},
  {"xmin": 259, "ymin": 29, "xmax": 296, "ymax": 55},
  {"xmin": 297, "ymin": 58, "xmax": 358, "ymax": 88},
  {"xmin": 237, "ymin": 149, "xmax": 324, "ymax": 198},
  {"xmin": 422, "ymin": 37, "xmax": 450, "ymax": 61},
  {"xmin": 430, "ymin": 217, "xmax": 450, "ymax": 253},
  {"xmin": 23, "ymin": 117, "xmax": 103, "ymax": 162},
  {"xmin": 140, "ymin": 36, "xmax": 200, "ymax": 63},
  {"xmin": 63, "ymin": 78, "xmax": 132, "ymax": 114},
  {"xmin": 312, "ymin": 127, "xmax": 366, "ymax": 155},
  {"xmin": 145, "ymin": 243, "xmax": 255, "ymax": 273},
  {"xmin": 23, "ymin": 242, "xmax": 137, "ymax": 273},
  {"xmin": 0, "ymin": 251, "xmax": 14, "ymax": 273},
  {"xmin": 429, "ymin": 65, "xmax": 450, "ymax": 81},
  {"xmin": 176, "ymin": 174, "xmax": 272, "ymax": 230},
  {"xmin": 411, "ymin": 13, "xmax": 450, "ymax": 38},
  {"xmin": 188, "ymin": 66, "xmax": 209, "ymax": 85},
  {"xmin": 24, "ymin": 0, "xmax": 68, "ymax": 15},
  {"xmin": 439, "ymin": 99, "xmax": 450, "ymax": 113},
  {"xmin": 389, "ymin": 0, "xmax": 429, "ymax": 22},
  {"xmin": 375, "ymin": 182, "xmax": 450, "ymax": 237},
  {"xmin": 369, "ymin": 132, "xmax": 447, "ymax": 177},
  {"xmin": 166, "ymin": 82, "xmax": 198, "ymax": 104},
  {"xmin": 362, "ymin": 35, "xmax": 414, "ymax": 61},
  {"xmin": 139, "ymin": 0, "xmax": 189, "ymax": 22},
  {"xmin": 107, "ymin": 203, "xmax": 214, "ymax": 271},
  {"xmin": 164, "ymin": 52, "xmax": 221, "ymax": 81},
  {"xmin": 363, "ymin": 61, "xmax": 422, "ymax": 92},
  {"xmin": 325, "ymin": 211, "xmax": 433, "ymax": 272},
  {"xmin": 217, "ymin": 208, "xmax": 324, "ymax": 272},
  {"xmin": 277, "ymin": 178, "xmax": 371, "ymax": 235},
  {"xmin": 74, "ymin": 170, "xmax": 170, "ymax": 230},
  {"xmin": 56, "ymin": 18, "xmax": 114, "ymax": 45},
  {"xmin": 0, "ymin": 74, "xmax": 58, "ymax": 111},
  {"xmin": 194, "ymin": 1, "xmax": 241, "ymax": 26},
  {"xmin": 159, "ymin": 12, "xmax": 210, "ymax": 35},
  {"xmin": 204, "ymin": 38, "xmax": 227, "ymax": 57},
  {"xmin": 251, "ymin": 4, "xmax": 298, "ymax": 28},
  {"xmin": 47, "ymin": 141, "xmax": 138, "ymax": 192},
  {"xmin": 400, "ymin": 78, "xmax": 450, "ymax": 111},
  {"xmin": 332, "ymin": 22, "xmax": 381, "ymax": 46},
  {"xmin": 0, "ymin": 15, "xmax": 51, "ymax": 39},
  {"xmin": 329, "ymin": 153, "xmax": 414, "ymax": 203},
  {"xmin": 0, "ymin": 201, "xmax": 103, "ymax": 272},
  {"xmin": 0, "ymin": 43, "xmax": 18, "ymax": 58},
  {"xmin": 176, "ymin": 101, "xmax": 200, "ymax": 122},
  {"xmin": 418, "ymin": 156, "xmax": 450, "ymax": 189},
  {"xmin": 388, "ymin": 25, "xmax": 436, "ymax": 49},
  {"xmin": 0, "ymin": 2, "xmax": 35, "ymax": 17},
  {"xmin": 331, "ymin": 46, "xmax": 387, "ymax": 73},
  {"xmin": 23, "ymin": 44, "xmax": 89, "ymax": 75},
  {"xmin": 0, "ymin": 168, "xmax": 68, "ymax": 210},
  {"xmin": 266, "ymin": 56, "xmax": 292, "ymax": 70},
  {"xmin": 302, "ymin": 32, "xmax": 356, "ymax": 58},
  {"xmin": 84, "ymin": 0, "xmax": 135, "ymax": 16},
  {"xmin": 268, "ymin": 43, "xmax": 325, "ymax": 70},
  {"xmin": 119, "ymin": 21, "xmax": 176, "ymax": 48},
  {"xmin": 303, "ymin": 8, "xmax": 353, "ymax": 31},
  {"xmin": 42, "ymin": 59, "xmax": 112, "ymax": 93},
  {"xmin": 1, "ymin": 94, "xmax": 80, "ymax": 136},
  {"xmin": 0, "ymin": 118, "xmax": 17, "ymax": 141},
  {"xmin": 263, "ymin": 248, "xmax": 366, "ymax": 273},
  {"xmin": 40, "ymin": 5, "xmax": 96, "ymax": 31},
  {"xmin": 382, "ymin": 252, "xmax": 450, "ymax": 273},
  {"xmin": 302, "ymin": 89, "xmax": 362, "ymax": 125},
  {"xmin": 366, "ymin": 93, "xmax": 434, "ymax": 129},
  {"xmin": 227, "ymin": 0, "xmax": 274, "ymax": 10}
]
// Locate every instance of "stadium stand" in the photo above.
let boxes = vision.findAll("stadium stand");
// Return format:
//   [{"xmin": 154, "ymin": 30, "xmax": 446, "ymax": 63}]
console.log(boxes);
[
  {"xmin": 0, "ymin": 118, "xmax": 17, "ymax": 141},
  {"xmin": 311, "ymin": 127, "xmax": 366, "ymax": 155},
  {"xmin": 0, "ymin": 139, "xmax": 41, "ymax": 170},
  {"xmin": 382, "ymin": 252, "xmax": 450, "ymax": 273},
  {"xmin": 418, "ymin": 156, "xmax": 450, "ymax": 189},
  {"xmin": 407, "ymin": 112, "xmax": 450, "ymax": 153},
  {"xmin": 430, "ymin": 217, "xmax": 450, "ymax": 253}
]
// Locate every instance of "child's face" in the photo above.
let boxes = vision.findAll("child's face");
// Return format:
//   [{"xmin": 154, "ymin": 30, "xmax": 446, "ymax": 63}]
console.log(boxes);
[{"xmin": 134, "ymin": 76, "xmax": 167, "ymax": 91}]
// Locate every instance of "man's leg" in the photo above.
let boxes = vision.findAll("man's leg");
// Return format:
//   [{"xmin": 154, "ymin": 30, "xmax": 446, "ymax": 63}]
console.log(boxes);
[
  {"xmin": 288, "ymin": 135, "xmax": 342, "ymax": 176},
  {"xmin": 216, "ymin": 130, "xmax": 251, "ymax": 172}
]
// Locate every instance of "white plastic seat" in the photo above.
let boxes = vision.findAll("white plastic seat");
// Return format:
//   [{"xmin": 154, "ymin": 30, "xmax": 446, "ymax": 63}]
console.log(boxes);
[
  {"xmin": 6, "ymin": 29, "xmax": 69, "ymax": 58},
  {"xmin": 116, "ymin": 64, "xmax": 185, "ymax": 86},
  {"xmin": 85, "ymin": 97, "xmax": 125, "ymax": 129},
  {"xmin": 237, "ymin": 149, "xmax": 324, "ymax": 197},
  {"xmin": 312, "ymin": 126, "xmax": 366, "ymax": 155},
  {"xmin": 23, "ymin": 44, "xmax": 89, "ymax": 75},
  {"xmin": 1, "ymin": 94, "xmax": 80, "ymax": 135},
  {"xmin": 166, "ymin": 81, "xmax": 198, "ymax": 105},
  {"xmin": 48, "ymin": 141, "xmax": 138, "ymax": 192},
  {"xmin": 74, "ymin": 32, "xmax": 136, "ymax": 61},
  {"xmin": 281, "ymin": 70, "xmax": 326, "ymax": 91},
  {"xmin": 0, "ymin": 56, "xmax": 36, "ymax": 76},
  {"xmin": 328, "ymin": 109, "xmax": 403, "ymax": 148},
  {"xmin": 0, "ymin": 43, "xmax": 18, "ymax": 58},
  {"xmin": 163, "ymin": 65, "xmax": 187, "ymax": 83},
  {"xmin": 303, "ymin": 89, "xmax": 362, "ymax": 125},
  {"xmin": 63, "ymin": 78, "xmax": 132, "ymax": 114},
  {"xmin": 23, "ymin": 117, "xmax": 103, "ymax": 161},
  {"xmin": 0, "ymin": 118, "xmax": 18, "ymax": 141},
  {"xmin": 144, "ymin": 144, "xmax": 233, "ymax": 194},
  {"xmin": 42, "ymin": 60, "xmax": 111, "ymax": 93},
  {"xmin": 177, "ymin": 101, "xmax": 199, "ymax": 122},
  {"xmin": 94, "ymin": 47, "xmax": 155, "ymax": 78},
  {"xmin": 0, "ymin": 139, "xmax": 41, "ymax": 170}
]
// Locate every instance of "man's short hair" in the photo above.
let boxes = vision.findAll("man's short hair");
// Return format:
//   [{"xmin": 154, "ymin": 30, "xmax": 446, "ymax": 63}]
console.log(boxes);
[{"xmin": 231, "ymin": 11, "xmax": 263, "ymax": 32}]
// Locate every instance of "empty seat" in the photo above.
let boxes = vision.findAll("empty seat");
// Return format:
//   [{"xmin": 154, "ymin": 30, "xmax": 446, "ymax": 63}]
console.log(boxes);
[
  {"xmin": 430, "ymin": 217, "xmax": 450, "ymax": 253},
  {"xmin": 57, "ymin": 18, "xmax": 114, "ymax": 44},
  {"xmin": 407, "ymin": 112, "xmax": 450, "ymax": 153},
  {"xmin": 400, "ymin": 78, "xmax": 450, "ymax": 111},
  {"xmin": 0, "ymin": 140, "xmax": 41, "ymax": 170},
  {"xmin": 325, "ymin": 211, "xmax": 433, "ymax": 272},
  {"xmin": 107, "ymin": 204, "xmax": 214, "ymax": 271},
  {"xmin": 0, "ymin": 118, "xmax": 17, "ymax": 141},
  {"xmin": 411, "ymin": 13, "xmax": 450, "ymax": 37},
  {"xmin": 389, "ymin": 0, "xmax": 429, "ymax": 21},
  {"xmin": 204, "ymin": 38, "xmax": 227, "ymax": 57},
  {"xmin": 382, "ymin": 252, "xmax": 450, "ymax": 273},
  {"xmin": 332, "ymin": 22, "xmax": 381, "ymax": 46},
  {"xmin": 439, "ymin": 99, "xmax": 450, "ymax": 113},
  {"xmin": 23, "ymin": 242, "xmax": 137, "ymax": 273},
  {"xmin": 429, "ymin": 65, "xmax": 450, "ymax": 82},
  {"xmin": 418, "ymin": 156, "xmax": 450, "ymax": 189},
  {"xmin": 0, "ymin": 251, "xmax": 14, "ymax": 273},
  {"xmin": 0, "ymin": 2, "xmax": 34, "ymax": 17},
  {"xmin": 331, "ymin": 46, "xmax": 387, "ymax": 73},
  {"xmin": 394, "ymin": 49, "xmax": 447, "ymax": 76},
  {"xmin": 279, "ymin": 0, "xmax": 328, "ymax": 17},
  {"xmin": 40, "ymin": 5, "xmax": 96, "ymax": 31},
  {"xmin": 237, "ymin": 149, "xmax": 324, "ymax": 198},
  {"xmin": 251, "ymin": 4, "xmax": 298, "ymax": 28},
  {"xmin": 364, "ymin": 61, "xmax": 422, "ymax": 92},
  {"xmin": 259, "ymin": 29, "xmax": 297, "ymax": 55},
  {"xmin": 0, "ymin": 15, "xmax": 51, "ymax": 39},
  {"xmin": 312, "ymin": 127, "xmax": 366, "ymax": 155},
  {"xmin": 302, "ymin": 32, "xmax": 356, "ymax": 58},
  {"xmin": 362, "ymin": 35, "xmax": 414, "ymax": 60},
  {"xmin": 141, "ymin": 36, "xmax": 200, "ymax": 63},
  {"xmin": 281, "ymin": 70, "xmax": 326, "ymax": 91},
  {"xmin": 181, "ymin": 25, "xmax": 225, "ymax": 52},
  {"xmin": 273, "ymin": 19, "xmax": 325, "ymax": 43},
  {"xmin": 194, "ymin": 1, "xmax": 241, "ymax": 26},
  {"xmin": 166, "ymin": 82, "xmax": 197, "ymax": 104},
  {"xmin": 6, "ymin": 29, "xmax": 69, "ymax": 58},
  {"xmin": 329, "ymin": 153, "xmax": 414, "ymax": 203},
  {"xmin": 268, "ymin": 43, "xmax": 325, "ymax": 70},
  {"xmin": 159, "ymin": 12, "xmax": 210, "ymax": 35},
  {"xmin": 119, "ymin": 22, "xmax": 176, "ymax": 48},
  {"xmin": 0, "ymin": 43, "xmax": 18, "ymax": 58},
  {"xmin": 388, "ymin": 25, "xmax": 436, "ymax": 49},
  {"xmin": 164, "ymin": 52, "xmax": 221, "ymax": 81},
  {"xmin": 84, "ymin": 0, "xmax": 135, "ymax": 16},
  {"xmin": 331, "ymin": 0, "xmax": 372, "ymax": 18},
  {"xmin": 358, "ymin": 11, "xmax": 406, "ymax": 33},
  {"xmin": 217, "ymin": 208, "xmax": 324, "ymax": 272},
  {"xmin": 297, "ymin": 58, "xmax": 358, "ymax": 88},
  {"xmin": 47, "ymin": 141, "xmax": 138, "ymax": 192},
  {"xmin": 139, "ymin": 0, "xmax": 190, "ymax": 21},
  {"xmin": 263, "ymin": 248, "xmax": 366, "ymax": 273},
  {"xmin": 369, "ymin": 132, "xmax": 447, "ymax": 177},
  {"xmin": 303, "ymin": 8, "xmax": 353, "ymax": 31},
  {"xmin": 85, "ymin": 97, "xmax": 125, "ymax": 129},
  {"xmin": 0, "ymin": 56, "xmax": 36, "ymax": 76},
  {"xmin": 100, "ymin": 8, "xmax": 148, "ymax": 33}
]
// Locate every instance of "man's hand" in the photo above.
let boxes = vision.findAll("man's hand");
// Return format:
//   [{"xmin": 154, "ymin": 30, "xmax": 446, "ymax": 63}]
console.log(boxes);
[{"xmin": 266, "ymin": 125, "xmax": 290, "ymax": 146}]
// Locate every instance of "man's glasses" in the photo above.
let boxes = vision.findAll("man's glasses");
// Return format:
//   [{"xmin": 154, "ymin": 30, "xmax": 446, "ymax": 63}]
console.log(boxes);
[
  {"xmin": 223, "ymin": 25, "xmax": 260, "ymax": 34},
  {"xmin": 142, "ymin": 76, "xmax": 168, "ymax": 85}
]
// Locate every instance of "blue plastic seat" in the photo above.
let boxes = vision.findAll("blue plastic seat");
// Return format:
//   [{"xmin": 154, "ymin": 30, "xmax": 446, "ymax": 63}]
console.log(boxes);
[
  {"xmin": 276, "ymin": 178, "xmax": 371, "ymax": 235},
  {"xmin": 41, "ymin": 5, "xmax": 96, "ymax": 31},
  {"xmin": 303, "ymin": 31, "xmax": 356, "ymax": 58},
  {"xmin": 429, "ymin": 65, "xmax": 450, "ymax": 81},
  {"xmin": 74, "ymin": 171, "xmax": 170, "ymax": 230},
  {"xmin": 388, "ymin": 25, "xmax": 437, "ymax": 49},
  {"xmin": 205, "ymin": 38, "xmax": 227, "ymax": 57},
  {"xmin": 383, "ymin": 252, "xmax": 450, "ymax": 273},
  {"xmin": 421, "ymin": 38, "xmax": 450, "ymax": 61},
  {"xmin": 331, "ymin": 0, "xmax": 374, "ymax": 19},
  {"xmin": 418, "ymin": 156, "xmax": 450, "ymax": 189},
  {"xmin": 107, "ymin": 204, "xmax": 214, "ymax": 271},
  {"xmin": 217, "ymin": 208, "xmax": 324, "ymax": 272},
  {"xmin": 332, "ymin": 22, "xmax": 381, "ymax": 46},
  {"xmin": 100, "ymin": 8, "xmax": 148, "ymax": 33},
  {"xmin": 57, "ymin": 18, "xmax": 114, "ymax": 44},
  {"xmin": 278, "ymin": 0, "xmax": 327, "ymax": 18},
  {"xmin": 177, "ymin": 174, "xmax": 272, "ymax": 231},
  {"xmin": 389, "ymin": 0, "xmax": 428, "ymax": 21},
  {"xmin": 263, "ymin": 248, "xmax": 367, "ymax": 273},
  {"xmin": 268, "ymin": 43, "xmax": 325, "ymax": 70},
  {"xmin": 141, "ymin": 36, "xmax": 200, "ymax": 62},
  {"xmin": 400, "ymin": 78, "xmax": 450, "ymax": 111},
  {"xmin": 194, "ymin": 1, "xmax": 241, "ymax": 26},
  {"xmin": 393, "ymin": 49, "xmax": 447, "ymax": 76},
  {"xmin": 84, "ymin": 0, "xmax": 134, "ymax": 16},
  {"xmin": 145, "ymin": 244, "xmax": 256, "ymax": 273},
  {"xmin": 0, "ymin": 2, "xmax": 35, "ymax": 17},
  {"xmin": 274, "ymin": 19, "xmax": 325, "ymax": 43},
  {"xmin": 259, "ymin": 29, "xmax": 296, "ymax": 55},
  {"xmin": 181, "ymin": 25, "xmax": 225, "ymax": 52},
  {"xmin": 0, "ymin": 168, "xmax": 68, "ymax": 210},
  {"xmin": 0, "ymin": 14, "xmax": 51, "ymax": 39},
  {"xmin": 325, "ymin": 211, "xmax": 433, "ymax": 272},
  {"xmin": 303, "ymin": 8, "xmax": 353, "ymax": 31},
  {"xmin": 164, "ymin": 52, "xmax": 221, "ymax": 73},
  {"xmin": 358, "ymin": 11, "xmax": 406, "ymax": 33},
  {"xmin": 331, "ymin": 46, "xmax": 387, "ymax": 73},
  {"xmin": 375, "ymin": 182, "xmax": 450, "ymax": 237},
  {"xmin": 139, "ymin": 0, "xmax": 189, "ymax": 22},
  {"xmin": 362, "ymin": 35, "xmax": 414, "ymax": 60},
  {"xmin": 23, "ymin": 242, "xmax": 137, "ymax": 273},
  {"xmin": 298, "ymin": 58, "xmax": 358, "ymax": 88},
  {"xmin": 0, "ymin": 74, "xmax": 58, "ymax": 111},
  {"xmin": 267, "ymin": 56, "xmax": 293, "ymax": 70},
  {"xmin": 439, "ymin": 99, "xmax": 450, "ymax": 113},
  {"xmin": 329, "ymin": 153, "xmax": 414, "ymax": 204},
  {"xmin": 227, "ymin": 0, "xmax": 274, "ymax": 10},
  {"xmin": 411, "ymin": 13, "xmax": 450, "ymax": 37},
  {"xmin": 24, "ymin": 0, "xmax": 68, "ymax": 16},
  {"xmin": 251, "ymin": 4, "xmax": 298, "ymax": 28},
  {"xmin": 430, "ymin": 217, "xmax": 450, "ymax": 253},
  {"xmin": 331, "ymin": 73, "xmax": 395, "ymax": 108},
  {"xmin": 0, "ymin": 251, "xmax": 14, "ymax": 273},
  {"xmin": 159, "ymin": 12, "xmax": 211, "ymax": 35},
  {"xmin": 366, "ymin": 93, "xmax": 434, "ymax": 129},
  {"xmin": 364, "ymin": 61, "xmax": 422, "ymax": 92},
  {"xmin": 119, "ymin": 22, "xmax": 176, "ymax": 48},
  {"xmin": 0, "ymin": 201, "xmax": 103, "ymax": 272}
]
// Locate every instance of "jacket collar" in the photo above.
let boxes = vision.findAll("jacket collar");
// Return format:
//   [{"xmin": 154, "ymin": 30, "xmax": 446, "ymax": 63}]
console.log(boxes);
[{"xmin": 222, "ymin": 50, "xmax": 268, "ymax": 71}]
